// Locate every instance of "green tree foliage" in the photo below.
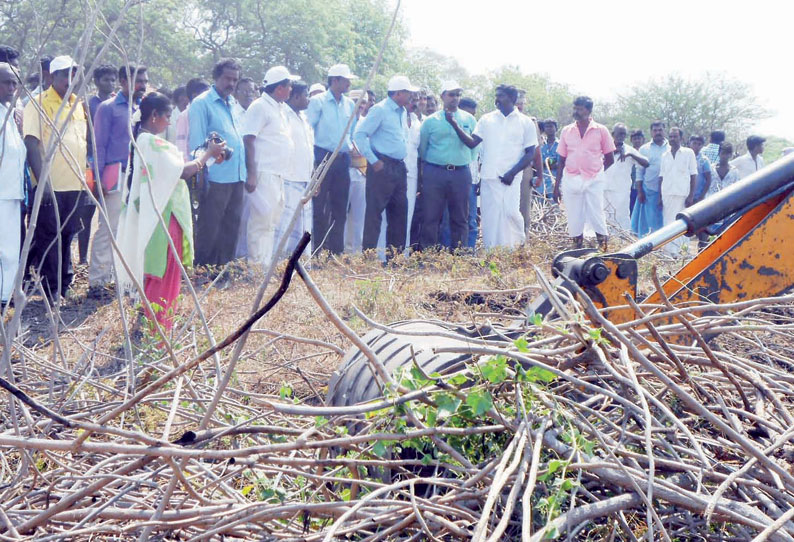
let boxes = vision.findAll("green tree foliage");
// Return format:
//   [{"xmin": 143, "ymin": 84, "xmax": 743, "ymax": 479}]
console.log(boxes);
[
  {"xmin": 604, "ymin": 72, "xmax": 770, "ymax": 146},
  {"xmin": 761, "ymin": 135, "xmax": 794, "ymax": 163}
]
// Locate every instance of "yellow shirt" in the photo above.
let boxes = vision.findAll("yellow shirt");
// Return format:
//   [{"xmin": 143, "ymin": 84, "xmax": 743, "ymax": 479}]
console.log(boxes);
[{"xmin": 22, "ymin": 87, "xmax": 87, "ymax": 192}]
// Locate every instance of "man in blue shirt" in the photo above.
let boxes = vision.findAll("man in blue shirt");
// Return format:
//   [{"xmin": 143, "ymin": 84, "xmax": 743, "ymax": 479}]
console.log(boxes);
[
  {"xmin": 631, "ymin": 120, "xmax": 668, "ymax": 236},
  {"xmin": 89, "ymin": 65, "xmax": 147, "ymax": 294},
  {"xmin": 417, "ymin": 81, "xmax": 476, "ymax": 250},
  {"xmin": 539, "ymin": 119, "xmax": 559, "ymax": 197},
  {"xmin": 354, "ymin": 75, "xmax": 417, "ymax": 255},
  {"xmin": 306, "ymin": 64, "xmax": 357, "ymax": 254},
  {"xmin": 188, "ymin": 58, "xmax": 247, "ymax": 266}
]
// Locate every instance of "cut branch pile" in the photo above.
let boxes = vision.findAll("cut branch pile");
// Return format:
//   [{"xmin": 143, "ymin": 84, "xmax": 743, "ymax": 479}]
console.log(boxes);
[{"xmin": 3, "ymin": 245, "xmax": 794, "ymax": 541}]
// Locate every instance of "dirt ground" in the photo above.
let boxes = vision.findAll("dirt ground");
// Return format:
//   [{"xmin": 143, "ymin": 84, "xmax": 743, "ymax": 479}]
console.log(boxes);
[{"xmin": 8, "ymin": 214, "xmax": 687, "ymax": 403}]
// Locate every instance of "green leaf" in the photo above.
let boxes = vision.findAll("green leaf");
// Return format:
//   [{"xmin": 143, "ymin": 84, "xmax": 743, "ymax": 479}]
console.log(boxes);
[
  {"xmin": 372, "ymin": 440, "xmax": 390, "ymax": 458},
  {"xmin": 524, "ymin": 365, "xmax": 557, "ymax": 383},
  {"xmin": 435, "ymin": 393, "xmax": 461, "ymax": 415},
  {"xmin": 530, "ymin": 313, "xmax": 543, "ymax": 326},
  {"xmin": 421, "ymin": 453, "xmax": 434, "ymax": 466},
  {"xmin": 241, "ymin": 484, "xmax": 254, "ymax": 496},
  {"xmin": 314, "ymin": 416, "xmax": 328, "ymax": 428},
  {"xmin": 465, "ymin": 390, "xmax": 493, "ymax": 416},
  {"xmin": 514, "ymin": 337, "xmax": 530, "ymax": 352},
  {"xmin": 279, "ymin": 383, "xmax": 293, "ymax": 399},
  {"xmin": 481, "ymin": 355, "xmax": 508, "ymax": 384},
  {"xmin": 448, "ymin": 373, "xmax": 468, "ymax": 386}
]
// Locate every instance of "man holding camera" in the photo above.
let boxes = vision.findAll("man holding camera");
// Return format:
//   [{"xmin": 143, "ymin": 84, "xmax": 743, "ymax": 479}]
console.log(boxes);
[
  {"xmin": 188, "ymin": 58, "xmax": 246, "ymax": 267},
  {"xmin": 241, "ymin": 65, "xmax": 299, "ymax": 268}
]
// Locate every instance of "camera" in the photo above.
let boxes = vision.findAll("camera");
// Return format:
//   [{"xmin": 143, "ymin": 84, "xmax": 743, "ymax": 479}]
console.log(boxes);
[{"xmin": 202, "ymin": 131, "xmax": 234, "ymax": 164}]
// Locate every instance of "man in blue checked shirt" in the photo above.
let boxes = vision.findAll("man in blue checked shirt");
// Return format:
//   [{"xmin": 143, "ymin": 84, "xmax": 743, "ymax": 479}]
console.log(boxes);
[
  {"xmin": 354, "ymin": 75, "xmax": 418, "ymax": 256},
  {"xmin": 188, "ymin": 58, "xmax": 247, "ymax": 266},
  {"xmin": 306, "ymin": 64, "xmax": 358, "ymax": 254}
]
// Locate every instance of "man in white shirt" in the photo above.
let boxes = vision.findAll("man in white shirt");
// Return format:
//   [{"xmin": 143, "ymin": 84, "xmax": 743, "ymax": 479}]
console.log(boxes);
[
  {"xmin": 274, "ymin": 81, "xmax": 314, "ymax": 259},
  {"xmin": 240, "ymin": 65, "xmax": 299, "ymax": 268},
  {"xmin": 730, "ymin": 135, "xmax": 765, "ymax": 181},
  {"xmin": 659, "ymin": 127, "xmax": 697, "ymax": 256},
  {"xmin": 454, "ymin": 85, "xmax": 537, "ymax": 249},
  {"xmin": 0, "ymin": 63, "xmax": 26, "ymax": 304},
  {"xmin": 604, "ymin": 123, "xmax": 649, "ymax": 233}
]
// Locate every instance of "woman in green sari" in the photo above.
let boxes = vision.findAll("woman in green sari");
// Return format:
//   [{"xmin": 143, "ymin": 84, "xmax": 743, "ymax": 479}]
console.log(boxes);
[{"xmin": 117, "ymin": 92, "xmax": 225, "ymax": 331}]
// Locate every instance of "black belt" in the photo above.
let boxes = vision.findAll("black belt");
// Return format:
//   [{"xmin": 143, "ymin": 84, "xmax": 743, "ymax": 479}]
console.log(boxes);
[
  {"xmin": 374, "ymin": 151, "xmax": 403, "ymax": 164},
  {"xmin": 428, "ymin": 162, "xmax": 466, "ymax": 171}
]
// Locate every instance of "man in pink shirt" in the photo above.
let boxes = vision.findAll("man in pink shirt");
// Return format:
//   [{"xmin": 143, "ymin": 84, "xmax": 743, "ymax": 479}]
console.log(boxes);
[{"xmin": 553, "ymin": 96, "xmax": 615, "ymax": 251}]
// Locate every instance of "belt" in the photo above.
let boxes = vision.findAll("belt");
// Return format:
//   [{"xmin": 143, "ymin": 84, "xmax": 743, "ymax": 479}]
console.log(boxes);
[
  {"xmin": 374, "ymin": 151, "xmax": 403, "ymax": 164},
  {"xmin": 428, "ymin": 162, "xmax": 466, "ymax": 171},
  {"xmin": 315, "ymin": 145, "xmax": 348, "ymax": 155}
]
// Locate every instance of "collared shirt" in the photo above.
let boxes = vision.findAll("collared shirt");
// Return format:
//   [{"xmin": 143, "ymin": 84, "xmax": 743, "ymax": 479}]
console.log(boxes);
[
  {"xmin": 473, "ymin": 108, "xmax": 538, "ymax": 179},
  {"xmin": 188, "ymin": 86, "xmax": 246, "ymax": 183},
  {"xmin": 22, "ymin": 87, "xmax": 87, "ymax": 192},
  {"xmin": 710, "ymin": 164, "xmax": 739, "ymax": 196},
  {"xmin": 0, "ymin": 102, "xmax": 26, "ymax": 200},
  {"xmin": 604, "ymin": 145, "xmax": 638, "ymax": 192},
  {"xmin": 693, "ymin": 151, "xmax": 715, "ymax": 200},
  {"xmin": 558, "ymin": 119, "xmax": 615, "ymax": 179},
  {"xmin": 285, "ymin": 107, "xmax": 314, "ymax": 182},
  {"xmin": 418, "ymin": 108, "xmax": 475, "ymax": 167},
  {"xmin": 637, "ymin": 139, "xmax": 670, "ymax": 192},
  {"xmin": 702, "ymin": 142, "xmax": 720, "ymax": 165},
  {"xmin": 94, "ymin": 92, "xmax": 134, "ymax": 176},
  {"xmin": 353, "ymin": 97, "xmax": 408, "ymax": 164},
  {"xmin": 660, "ymin": 146, "xmax": 698, "ymax": 196},
  {"xmin": 240, "ymin": 92, "xmax": 293, "ymax": 177},
  {"xmin": 306, "ymin": 90, "xmax": 356, "ymax": 153},
  {"xmin": 175, "ymin": 106, "xmax": 191, "ymax": 161},
  {"xmin": 730, "ymin": 152, "xmax": 765, "ymax": 181},
  {"xmin": 541, "ymin": 139, "xmax": 559, "ymax": 183}
]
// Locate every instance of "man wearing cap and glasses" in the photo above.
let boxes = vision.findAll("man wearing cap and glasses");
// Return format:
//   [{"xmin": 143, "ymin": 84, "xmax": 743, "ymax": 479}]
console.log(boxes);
[
  {"xmin": 188, "ymin": 58, "xmax": 246, "ymax": 268},
  {"xmin": 23, "ymin": 55, "xmax": 88, "ymax": 300},
  {"xmin": 417, "ymin": 81, "xmax": 476, "ymax": 251},
  {"xmin": 354, "ymin": 75, "xmax": 417, "ymax": 256},
  {"xmin": 306, "ymin": 63, "xmax": 357, "ymax": 254},
  {"xmin": 240, "ymin": 65, "xmax": 299, "ymax": 268}
]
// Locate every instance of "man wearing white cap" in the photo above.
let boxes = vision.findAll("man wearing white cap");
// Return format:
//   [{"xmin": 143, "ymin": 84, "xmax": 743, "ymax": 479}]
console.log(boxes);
[
  {"xmin": 23, "ymin": 55, "xmax": 88, "ymax": 300},
  {"xmin": 0, "ymin": 63, "xmax": 26, "ymax": 305},
  {"xmin": 306, "ymin": 63, "xmax": 357, "ymax": 254},
  {"xmin": 240, "ymin": 65, "xmax": 299, "ymax": 268},
  {"xmin": 353, "ymin": 75, "xmax": 416, "ymax": 256},
  {"xmin": 308, "ymin": 83, "xmax": 325, "ymax": 98},
  {"xmin": 417, "ymin": 81, "xmax": 476, "ymax": 250}
]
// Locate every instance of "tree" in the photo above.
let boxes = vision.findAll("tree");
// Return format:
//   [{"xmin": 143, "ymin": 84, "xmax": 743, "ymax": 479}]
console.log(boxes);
[
  {"xmin": 605, "ymin": 72, "xmax": 770, "ymax": 145},
  {"xmin": 464, "ymin": 65, "xmax": 573, "ymax": 121},
  {"xmin": 761, "ymin": 135, "xmax": 794, "ymax": 163}
]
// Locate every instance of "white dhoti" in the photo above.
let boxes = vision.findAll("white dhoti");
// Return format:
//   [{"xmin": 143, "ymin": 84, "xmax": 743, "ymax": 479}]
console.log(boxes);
[
  {"xmin": 662, "ymin": 193, "xmax": 688, "ymax": 256},
  {"xmin": 480, "ymin": 177, "xmax": 525, "ymax": 249},
  {"xmin": 235, "ymin": 195, "xmax": 250, "ymax": 259},
  {"xmin": 603, "ymin": 188, "xmax": 632, "ymax": 232},
  {"xmin": 273, "ymin": 179, "xmax": 312, "ymax": 261},
  {"xmin": 0, "ymin": 199, "xmax": 21, "ymax": 302},
  {"xmin": 344, "ymin": 168, "xmax": 366, "ymax": 254},
  {"xmin": 247, "ymin": 172, "xmax": 284, "ymax": 268},
  {"xmin": 560, "ymin": 171, "xmax": 607, "ymax": 237},
  {"xmin": 88, "ymin": 190, "xmax": 123, "ymax": 286}
]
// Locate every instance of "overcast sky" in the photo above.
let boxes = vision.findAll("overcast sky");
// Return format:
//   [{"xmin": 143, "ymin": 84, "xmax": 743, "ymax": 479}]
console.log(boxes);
[{"xmin": 400, "ymin": 0, "xmax": 792, "ymax": 141}]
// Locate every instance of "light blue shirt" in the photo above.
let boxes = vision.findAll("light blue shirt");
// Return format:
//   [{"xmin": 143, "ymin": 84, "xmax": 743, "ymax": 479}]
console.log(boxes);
[
  {"xmin": 637, "ymin": 139, "xmax": 669, "ymax": 192},
  {"xmin": 306, "ymin": 90, "xmax": 356, "ymax": 153},
  {"xmin": 353, "ymin": 97, "xmax": 408, "ymax": 165},
  {"xmin": 188, "ymin": 85, "xmax": 246, "ymax": 184},
  {"xmin": 418, "ymin": 109, "xmax": 476, "ymax": 167}
]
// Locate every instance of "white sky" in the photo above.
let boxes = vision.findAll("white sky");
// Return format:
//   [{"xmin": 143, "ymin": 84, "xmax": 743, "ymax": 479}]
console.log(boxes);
[{"xmin": 400, "ymin": 0, "xmax": 793, "ymax": 140}]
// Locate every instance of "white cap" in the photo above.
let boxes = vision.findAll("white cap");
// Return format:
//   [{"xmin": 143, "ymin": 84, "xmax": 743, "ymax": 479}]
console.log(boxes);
[
  {"xmin": 387, "ymin": 75, "xmax": 419, "ymax": 93},
  {"xmin": 328, "ymin": 64, "xmax": 357, "ymax": 79},
  {"xmin": 440, "ymin": 80, "xmax": 463, "ymax": 94},
  {"xmin": 263, "ymin": 65, "xmax": 300, "ymax": 86},
  {"xmin": 309, "ymin": 83, "xmax": 326, "ymax": 94},
  {"xmin": 49, "ymin": 55, "xmax": 78, "ymax": 73}
]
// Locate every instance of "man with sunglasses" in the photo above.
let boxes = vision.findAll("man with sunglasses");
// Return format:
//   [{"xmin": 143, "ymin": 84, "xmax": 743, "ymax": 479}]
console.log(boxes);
[{"xmin": 417, "ymin": 81, "xmax": 476, "ymax": 250}]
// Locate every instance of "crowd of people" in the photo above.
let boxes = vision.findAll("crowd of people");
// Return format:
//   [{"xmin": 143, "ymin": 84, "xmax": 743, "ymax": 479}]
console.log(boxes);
[{"xmin": 0, "ymin": 44, "xmax": 781, "ymax": 331}]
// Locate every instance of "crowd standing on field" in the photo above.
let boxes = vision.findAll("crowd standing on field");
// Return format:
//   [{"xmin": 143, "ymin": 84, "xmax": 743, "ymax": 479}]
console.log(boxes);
[{"xmin": 0, "ymin": 44, "xmax": 775, "ymax": 330}]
